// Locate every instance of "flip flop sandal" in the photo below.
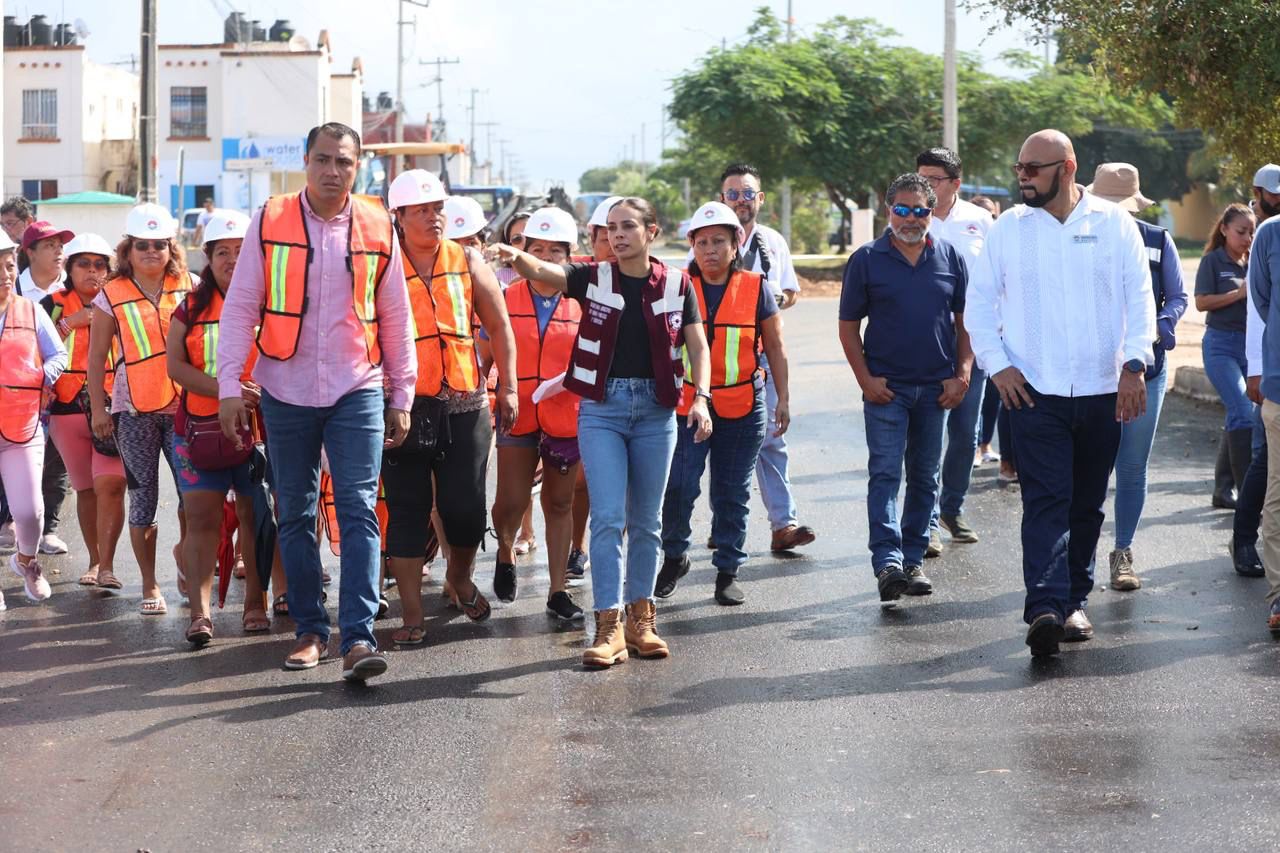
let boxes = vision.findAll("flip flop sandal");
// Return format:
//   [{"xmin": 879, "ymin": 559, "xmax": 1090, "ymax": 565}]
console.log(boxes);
[
  {"xmin": 392, "ymin": 625, "xmax": 426, "ymax": 645},
  {"xmin": 96, "ymin": 570, "xmax": 123, "ymax": 590},
  {"xmin": 377, "ymin": 596, "xmax": 390, "ymax": 619},
  {"xmin": 186, "ymin": 615, "xmax": 213, "ymax": 645},
  {"xmin": 272, "ymin": 594, "xmax": 289, "ymax": 616},
  {"xmin": 457, "ymin": 583, "xmax": 491, "ymax": 623},
  {"xmin": 242, "ymin": 609, "xmax": 270, "ymax": 633},
  {"xmin": 140, "ymin": 596, "xmax": 168, "ymax": 616},
  {"xmin": 78, "ymin": 568, "xmax": 100, "ymax": 586},
  {"xmin": 233, "ymin": 560, "xmax": 246, "ymax": 580}
]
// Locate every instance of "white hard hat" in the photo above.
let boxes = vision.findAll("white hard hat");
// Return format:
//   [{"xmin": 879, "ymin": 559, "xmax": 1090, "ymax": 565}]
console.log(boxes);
[
  {"xmin": 587, "ymin": 196, "xmax": 623, "ymax": 228},
  {"xmin": 687, "ymin": 201, "xmax": 746, "ymax": 244},
  {"xmin": 444, "ymin": 196, "xmax": 488, "ymax": 240},
  {"xmin": 389, "ymin": 169, "xmax": 448, "ymax": 210},
  {"xmin": 63, "ymin": 232, "xmax": 114, "ymax": 260},
  {"xmin": 0, "ymin": 233, "xmax": 15, "ymax": 254},
  {"xmin": 125, "ymin": 202, "xmax": 177, "ymax": 239},
  {"xmin": 523, "ymin": 207, "xmax": 578, "ymax": 246},
  {"xmin": 202, "ymin": 209, "xmax": 251, "ymax": 246}
]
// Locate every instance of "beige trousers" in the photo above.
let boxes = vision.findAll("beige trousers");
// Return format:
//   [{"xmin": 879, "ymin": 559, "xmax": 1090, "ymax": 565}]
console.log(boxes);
[{"xmin": 1259, "ymin": 400, "xmax": 1280, "ymax": 604}]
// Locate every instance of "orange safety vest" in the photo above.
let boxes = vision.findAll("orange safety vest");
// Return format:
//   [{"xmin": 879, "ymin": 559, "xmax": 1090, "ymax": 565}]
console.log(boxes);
[
  {"xmin": 318, "ymin": 470, "xmax": 388, "ymax": 556},
  {"xmin": 677, "ymin": 270, "xmax": 763, "ymax": 419},
  {"xmin": 102, "ymin": 274, "xmax": 190, "ymax": 414},
  {"xmin": 48, "ymin": 287, "xmax": 115, "ymax": 404},
  {"xmin": 405, "ymin": 239, "xmax": 479, "ymax": 395},
  {"xmin": 181, "ymin": 287, "xmax": 258, "ymax": 417},
  {"xmin": 506, "ymin": 280, "xmax": 581, "ymax": 438},
  {"xmin": 0, "ymin": 296, "xmax": 46, "ymax": 444},
  {"xmin": 256, "ymin": 192, "xmax": 393, "ymax": 364}
]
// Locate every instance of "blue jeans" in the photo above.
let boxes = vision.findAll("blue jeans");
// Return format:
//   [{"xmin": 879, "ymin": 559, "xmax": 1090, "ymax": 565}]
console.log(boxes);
[
  {"xmin": 933, "ymin": 365, "xmax": 986, "ymax": 521},
  {"xmin": 578, "ymin": 378, "xmax": 677, "ymax": 611},
  {"xmin": 261, "ymin": 388, "xmax": 383, "ymax": 655},
  {"xmin": 1112, "ymin": 367, "xmax": 1168, "ymax": 549},
  {"xmin": 1202, "ymin": 327, "xmax": 1254, "ymax": 431},
  {"xmin": 662, "ymin": 388, "xmax": 767, "ymax": 575},
  {"xmin": 755, "ymin": 353, "xmax": 797, "ymax": 530},
  {"xmin": 863, "ymin": 382, "xmax": 946, "ymax": 570},
  {"xmin": 1010, "ymin": 389, "xmax": 1120, "ymax": 623}
]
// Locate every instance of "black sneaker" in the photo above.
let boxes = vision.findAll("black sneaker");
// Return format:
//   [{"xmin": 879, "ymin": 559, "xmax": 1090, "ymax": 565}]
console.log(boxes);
[
  {"xmin": 876, "ymin": 565, "xmax": 909, "ymax": 603},
  {"xmin": 546, "ymin": 590, "xmax": 584, "ymax": 622},
  {"xmin": 925, "ymin": 527, "xmax": 944, "ymax": 558},
  {"xmin": 1026, "ymin": 612, "xmax": 1065, "ymax": 657},
  {"xmin": 714, "ymin": 572, "xmax": 745, "ymax": 606},
  {"xmin": 494, "ymin": 561, "xmax": 517, "ymax": 603},
  {"xmin": 566, "ymin": 548, "xmax": 590, "ymax": 582},
  {"xmin": 1231, "ymin": 537, "xmax": 1266, "ymax": 577},
  {"xmin": 903, "ymin": 565, "xmax": 932, "ymax": 596},
  {"xmin": 655, "ymin": 554, "xmax": 690, "ymax": 599}
]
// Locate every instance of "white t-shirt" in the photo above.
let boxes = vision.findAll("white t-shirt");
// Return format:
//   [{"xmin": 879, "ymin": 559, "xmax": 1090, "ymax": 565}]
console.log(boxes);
[
  {"xmin": 17, "ymin": 267, "xmax": 66, "ymax": 302},
  {"xmin": 928, "ymin": 197, "xmax": 993, "ymax": 271}
]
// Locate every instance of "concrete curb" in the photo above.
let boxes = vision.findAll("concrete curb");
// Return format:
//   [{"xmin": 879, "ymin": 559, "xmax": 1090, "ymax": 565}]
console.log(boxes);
[{"xmin": 1172, "ymin": 365, "xmax": 1222, "ymax": 405}]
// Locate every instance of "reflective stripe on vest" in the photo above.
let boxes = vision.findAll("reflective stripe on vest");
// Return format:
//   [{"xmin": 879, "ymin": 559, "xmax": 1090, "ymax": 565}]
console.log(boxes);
[
  {"xmin": 50, "ymin": 288, "xmax": 116, "ymax": 404},
  {"xmin": 677, "ymin": 270, "xmax": 762, "ymax": 418},
  {"xmin": 0, "ymin": 296, "xmax": 45, "ymax": 444},
  {"xmin": 182, "ymin": 287, "xmax": 242, "ymax": 418},
  {"xmin": 256, "ymin": 192, "xmax": 392, "ymax": 363},
  {"xmin": 406, "ymin": 239, "xmax": 479, "ymax": 395},
  {"xmin": 507, "ymin": 280, "xmax": 581, "ymax": 438},
  {"xmin": 103, "ymin": 274, "xmax": 189, "ymax": 413}
]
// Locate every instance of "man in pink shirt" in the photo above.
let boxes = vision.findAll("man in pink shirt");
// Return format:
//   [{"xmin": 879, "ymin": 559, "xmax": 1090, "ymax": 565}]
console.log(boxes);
[{"xmin": 217, "ymin": 123, "xmax": 416, "ymax": 682}]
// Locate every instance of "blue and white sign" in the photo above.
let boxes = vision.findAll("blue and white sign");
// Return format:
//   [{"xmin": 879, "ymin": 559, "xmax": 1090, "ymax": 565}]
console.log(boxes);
[{"xmin": 221, "ymin": 137, "xmax": 306, "ymax": 172}]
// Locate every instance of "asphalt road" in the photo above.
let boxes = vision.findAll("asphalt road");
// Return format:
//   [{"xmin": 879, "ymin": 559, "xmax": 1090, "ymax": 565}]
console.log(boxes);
[{"xmin": 2, "ymin": 297, "xmax": 1278, "ymax": 852}]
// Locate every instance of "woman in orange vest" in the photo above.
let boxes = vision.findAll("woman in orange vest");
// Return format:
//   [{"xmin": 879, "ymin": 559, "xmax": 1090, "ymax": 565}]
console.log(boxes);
[
  {"xmin": 656, "ymin": 202, "xmax": 790, "ymax": 607},
  {"xmin": 87, "ymin": 203, "xmax": 193, "ymax": 616},
  {"xmin": 481, "ymin": 207, "xmax": 585, "ymax": 622},
  {"xmin": 41, "ymin": 233, "xmax": 128, "ymax": 590},
  {"xmin": 0, "ymin": 231, "xmax": 67, "ymax": 611},
  {"xmin": 166, "ymin": 210, "xmax": 281, "ymax": 644}
]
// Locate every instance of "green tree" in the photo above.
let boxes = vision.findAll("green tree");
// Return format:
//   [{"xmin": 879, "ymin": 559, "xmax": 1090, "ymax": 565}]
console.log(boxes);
[{"xmin": 973, "ymin": 0, "xmax": 1280, "ymax": 179}]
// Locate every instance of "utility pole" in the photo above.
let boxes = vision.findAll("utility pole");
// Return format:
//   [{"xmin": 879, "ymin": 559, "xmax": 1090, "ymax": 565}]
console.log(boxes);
[
  {"xmin": 640, "ymin": 123, "xmax": 646, "ymax": 169},
  {"xmin": 466, "ymin": 88, "xmax": 488, "ymax": 166},
  {"xmin": 498, "ymin": 139, "xmax": 510, "ymax": 184},
  {"xmin": 420, "ymin": 55, "xmax": 460, "ymax": 138},
  {"xmin": 780, "ymin": 0, "xmax": 794, "ymax": 243},
  {"xmin": 395, "ymin": 0, "xmax": 431, "ymax": 145},
  {"xmin": 139, "ymin": 0, "xmax": 157, "ymax": 202},
  {"xmin": 943, "ymin": 0, "xmax": 958, "ymax": 150}
]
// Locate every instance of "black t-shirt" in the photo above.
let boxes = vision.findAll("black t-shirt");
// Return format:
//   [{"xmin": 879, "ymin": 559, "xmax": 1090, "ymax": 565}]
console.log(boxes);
[{"xmin": 563, "ymin": 262, "xmax": 701, "ymax": 378}]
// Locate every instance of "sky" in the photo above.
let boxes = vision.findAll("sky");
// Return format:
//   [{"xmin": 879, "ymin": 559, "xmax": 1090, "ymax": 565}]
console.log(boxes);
[{"xmin": 6, "ymin": 0, "xmax": 1047, "ymax": 194}]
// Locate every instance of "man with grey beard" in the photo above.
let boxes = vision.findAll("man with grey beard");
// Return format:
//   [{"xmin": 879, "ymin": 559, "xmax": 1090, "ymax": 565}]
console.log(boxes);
[{"xmin": 839, "ymin": 173, "xmax": 973, "ymax": 606}]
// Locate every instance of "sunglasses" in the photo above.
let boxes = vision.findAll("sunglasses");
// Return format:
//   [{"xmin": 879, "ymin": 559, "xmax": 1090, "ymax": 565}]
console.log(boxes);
[
  {"xmin": 890, "ymin": 204, "xmax": 932, "ymax": 219},
  {"xmin": 132, "ymin": 239, "xmax": 169, "ymax": 252},
  {"xmin": 1012, "ymin": 159, "xmax": 1065, "ymax": 178},
  {"xmin": 722, "ymin": 189, "xmax": 758, "ymax": 202},
  {"xmin": 72, "ymin": 258, "xmax": 110, "ymax": 272}
]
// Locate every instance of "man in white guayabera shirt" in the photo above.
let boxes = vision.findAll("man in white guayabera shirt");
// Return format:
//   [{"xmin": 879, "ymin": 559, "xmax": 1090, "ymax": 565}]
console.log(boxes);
[{"xmin": 965, "ymin": 129, "xmax": 1155, "ymax": 658}]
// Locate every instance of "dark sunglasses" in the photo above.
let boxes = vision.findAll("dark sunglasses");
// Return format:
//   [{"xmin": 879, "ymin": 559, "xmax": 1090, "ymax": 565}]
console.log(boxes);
[
  {"xmin": 722, "ymin": 188, "xmax": 758, "ymax": 202},
  {"xmin": 132, "ymin": 239, "xmax": 169, "ymax": 252},
  {"xmin": 890, "ymin": 204, "xmax": 932, "ymax": 219},
  {"xmin": 72, "ymin": 257, "xmax": 110, "ymax": 271},
  {"xmin": 1012, "ymin": 159, "xmax": 1065, "ymax": 178},
  {"xmin": 509, "ymin": 233, "xmax": 526, "ymax": 246}
]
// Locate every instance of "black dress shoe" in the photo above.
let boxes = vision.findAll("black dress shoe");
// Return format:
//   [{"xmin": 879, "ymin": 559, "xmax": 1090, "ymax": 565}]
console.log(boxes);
[
  {"xmin": 1212, "ymin": 491, "xmax": 1237, "ymax": 510},
  {"xmin": 655, "ymin": 554, "xmax": 690, "ymax": 598},
  {"xmin": 493, "ymin": 561, "xmax": 517, "ymax": 603},
  {"xmin": 1231, "ymin": 537, "xmax": 1266, "ymax": 577},
  {"xmin": 877, "ymin": 566, "xmax": 909, "ymax": 603},
  {"xmin": 714, "ymin": 572, "xmax": 745, "ymax": 606},
  {"xmin": 1026, "ymin": 612, "xmax": 1065, "ymax": 657},
  {"xmin": 1063, "ymin": 609, "xmax": 1094, "ymax": 642},
  {"xmin": 903, "ymin": 565, "xmax": 932, "ymax": 596}
]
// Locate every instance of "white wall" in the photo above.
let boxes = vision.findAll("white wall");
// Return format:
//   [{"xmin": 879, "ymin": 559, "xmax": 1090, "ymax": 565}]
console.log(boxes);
[
  {"xmin": 3, "ymin": 46, "xmax": 86, "ymax": 195},
  {"xmin": 220, "ymin": 50, "xmax": 326, "ymax": 138},
  {"xmin": 156, "ymin": 46, "xmax": 224, "ymax": 212},
  {"xmin": 329, "ymin": 73, "xmax": 363, "ymax": 133}
]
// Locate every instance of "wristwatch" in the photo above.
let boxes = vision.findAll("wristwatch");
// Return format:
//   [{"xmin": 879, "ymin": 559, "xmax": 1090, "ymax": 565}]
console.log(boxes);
[
  {"xmin": 695, "ymin": 389, "xmax": 712, "ymax": 402},
  {"xmin": 1123, "ymin": 359, "xmax": 1145, "ymax": 374}
]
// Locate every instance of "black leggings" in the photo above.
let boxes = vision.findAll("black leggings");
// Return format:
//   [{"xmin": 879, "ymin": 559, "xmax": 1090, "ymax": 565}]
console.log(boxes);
[{"xmin": 381, "ymin": 406, "xmax": 491, "ymax": 556}]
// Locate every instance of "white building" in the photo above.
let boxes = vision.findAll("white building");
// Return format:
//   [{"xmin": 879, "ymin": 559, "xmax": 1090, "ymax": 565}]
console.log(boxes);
[
  {"xmin": 2, "ymin": 43, "xmax": 139, "ymax": 200},
  {"xmin": 157, "ymin": 31, "xmax": 363, "ymax": 217}
]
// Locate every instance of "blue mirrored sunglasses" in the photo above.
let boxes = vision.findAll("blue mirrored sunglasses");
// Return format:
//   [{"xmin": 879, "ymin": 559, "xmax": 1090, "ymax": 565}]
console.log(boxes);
[
  {"xmin": 890, "ymin": 204, "xmax": 932, "ymax": 219},
  {"xmin": 722, "ymin": 189, "xmax": 758, "ymax": 202}
]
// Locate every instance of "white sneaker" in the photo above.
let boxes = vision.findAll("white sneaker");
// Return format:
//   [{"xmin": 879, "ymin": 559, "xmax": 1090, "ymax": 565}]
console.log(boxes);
[
  {"xmin": 10, "ymin": 553, "xmax": 51, "ymax": 601},
  {"xmin": 38, "ymin": 533, "xmax": 69, "ymax": 555},
  {"xmin": 0, "ymin": 521, "xmax": 15, "ymax": 553},
  {"xmin": 0, "ymin": 588, "xmax": 6, "ymax": 611}
]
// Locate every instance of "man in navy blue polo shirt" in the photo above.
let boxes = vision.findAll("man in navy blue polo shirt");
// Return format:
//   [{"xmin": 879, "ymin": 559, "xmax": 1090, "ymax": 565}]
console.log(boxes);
[{"xmin": 839, "ymin": 173, "xmax": 973, "ymax": 604}]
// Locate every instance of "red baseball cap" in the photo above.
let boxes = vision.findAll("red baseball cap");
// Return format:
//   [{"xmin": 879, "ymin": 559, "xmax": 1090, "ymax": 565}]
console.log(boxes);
[{"xmin": 20, "ymin": 220, "xmax": 75, "ymax": 252}]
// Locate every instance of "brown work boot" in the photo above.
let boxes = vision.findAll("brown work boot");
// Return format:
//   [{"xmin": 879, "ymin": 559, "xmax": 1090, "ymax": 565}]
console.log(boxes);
[
  {"xmin": 284, "ymin": 633, "xmax": 327, "ymax": 670},
  {"xmin": 583, "ymin": 609, "xmax": 628, "ymax": 668},
  {"xmin": 624, "ymin": 598, "xmax": 670, "ymax": 659}
]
